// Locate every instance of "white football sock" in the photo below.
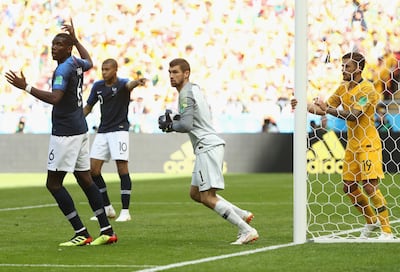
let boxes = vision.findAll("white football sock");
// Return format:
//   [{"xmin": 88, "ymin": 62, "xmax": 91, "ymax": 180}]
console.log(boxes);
[
  {"xmin": 214, "ymin": 200, "xmax": 251, "ymax": 232},
  {"xmin": 217, "ymin": 194, "xmax": 248, "ymax": 219}
]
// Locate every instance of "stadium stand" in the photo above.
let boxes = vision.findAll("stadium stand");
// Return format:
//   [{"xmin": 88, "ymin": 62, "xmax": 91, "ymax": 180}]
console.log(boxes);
[{"xmin": 1, "ymin": 0, "xmax": 400, "ymax": 133}]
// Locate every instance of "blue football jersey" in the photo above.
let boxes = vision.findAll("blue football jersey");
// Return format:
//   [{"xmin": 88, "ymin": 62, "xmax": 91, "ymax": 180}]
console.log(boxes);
[
  {"xmin": 86, "ymin": 77, "xmax": 130, "ymax": 133},
  {"xmin": 51, "ymin": 56, "xmax": 92, "ymax": 136}
]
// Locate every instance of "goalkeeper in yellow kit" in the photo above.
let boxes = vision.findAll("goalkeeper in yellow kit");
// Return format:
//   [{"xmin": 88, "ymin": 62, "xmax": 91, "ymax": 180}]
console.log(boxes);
[{"xmin": 292, "ymin": 52, "xmax": 393, "ymax": 240}]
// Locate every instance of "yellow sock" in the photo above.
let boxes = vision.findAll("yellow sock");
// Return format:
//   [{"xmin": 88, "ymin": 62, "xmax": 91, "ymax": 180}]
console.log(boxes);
[
  {"xmin": 370, "ymin": 189, "xmax": 391, "ymax": 233},
  {"xmin": 347, "ymin": 188, "xmax": 376, "ymax": 224}
]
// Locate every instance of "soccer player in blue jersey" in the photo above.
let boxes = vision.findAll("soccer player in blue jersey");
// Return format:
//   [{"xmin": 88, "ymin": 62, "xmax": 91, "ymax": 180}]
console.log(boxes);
[
  {"xmin": 158, "ymin": 58, "xmax": 258, "ymax": 245},
  {"xmin": 84, "ymin": 58, "xmax": 146, "ymax": 222},
  {"xmin": 5, "ymin": 19, "xmax": 117, "ymax": 246}
]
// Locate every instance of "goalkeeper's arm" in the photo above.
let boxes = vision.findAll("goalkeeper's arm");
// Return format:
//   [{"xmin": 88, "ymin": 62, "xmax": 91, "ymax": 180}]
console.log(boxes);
[{"xmin": 169, "ymin": 97, "xmax": 195, "ymax": 133}]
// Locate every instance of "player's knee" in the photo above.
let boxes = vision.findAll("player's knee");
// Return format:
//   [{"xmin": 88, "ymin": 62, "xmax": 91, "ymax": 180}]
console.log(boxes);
[
  {"xmin": 362, "ymin": 180, "xmax": 378, "ymax": 196},
  {"xmin": 363, "ymin": 186, "xmax": 374, "ymax": 196},
  {"xmin": 46, "ymin": 180, "xmax": 61, "ymax": 193},
  {"xmin": 90, "ymin": 169, "xmax": 101, "ymax": 177},
  {"xmin": 90, "ymin": 161, "xmax": 103, "ymax": 176},
  {"xmin": 343, "ymin": 182, "xmax": 357, "ymax": 194},
  {"xmin": 45, "ymin": 182, "xmax": 53, "ymax": 192},
  {"xmin": 116, "ymin": 160, "xmax": 129, "ymax": 174},
  {"xmin": 190, "ymin": 185, "xmax": 201, "ymax": 202},
  {"xmin": 200, "ymin": 196, "xmax": 217, "ymax": 209},
  {"xmin": 190, "ymin": 191, "xmax": 201, "ymax": 203}
]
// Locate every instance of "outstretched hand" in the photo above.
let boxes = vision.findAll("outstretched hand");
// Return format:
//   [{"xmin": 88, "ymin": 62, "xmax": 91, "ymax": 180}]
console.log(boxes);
[
  {"xmin": 136, "ymin": 78, "xmax": 147, "ymax": 87},
  {"xmin": 5, "ymin": 70, "xmax": 27, "ymax": 90}
]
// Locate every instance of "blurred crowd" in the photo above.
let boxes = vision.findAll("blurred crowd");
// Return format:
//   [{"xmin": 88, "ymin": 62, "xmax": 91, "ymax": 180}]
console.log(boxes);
[{"xmin": 1, "ymin": 0, "xmax": 400, "ymax": 134}]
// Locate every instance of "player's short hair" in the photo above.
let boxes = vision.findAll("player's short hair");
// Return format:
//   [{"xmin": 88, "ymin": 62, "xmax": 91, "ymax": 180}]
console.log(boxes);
[
  {"xmin": 169, "ymin": 58, "xmax": 190, "ymax": 73},
  {"xmin": 342, "ymin": 52, "xmax": 365, "ymax": 71},
  {"xmin": 54, "ymin": 33, "xmax": 74, "ymax": 47},
  {"xmin": 102, "ymin": 58, "xmax": 118, "ymax": 69}
]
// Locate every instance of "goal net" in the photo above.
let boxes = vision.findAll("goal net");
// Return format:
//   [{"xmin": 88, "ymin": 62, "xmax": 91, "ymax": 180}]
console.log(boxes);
[{"xmin": 303, "ymin": 0, "xmax": 400, "ymax": 243}]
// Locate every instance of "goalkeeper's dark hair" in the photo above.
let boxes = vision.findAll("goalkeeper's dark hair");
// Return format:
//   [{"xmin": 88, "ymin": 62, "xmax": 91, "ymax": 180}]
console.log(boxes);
[
  {"xmin": 169, "ymin": 58, "xmax": 190, "ymax": 73},
  {"xmin": 54, "ymin": 33, "xmax": 74, "ymax": 47},
  {"xmin": 342, "ymin": 51, "xmax": 365, "ymax": 71}
]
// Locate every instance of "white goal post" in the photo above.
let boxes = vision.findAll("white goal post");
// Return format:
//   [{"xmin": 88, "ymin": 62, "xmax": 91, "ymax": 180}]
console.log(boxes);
[
  {"xmin": 293, "ymin": 0, "xmax": 400, "ymax": 243},
  {"xmin": 293, "ymin": 0, "xmax": 308, "ymax": 244}
]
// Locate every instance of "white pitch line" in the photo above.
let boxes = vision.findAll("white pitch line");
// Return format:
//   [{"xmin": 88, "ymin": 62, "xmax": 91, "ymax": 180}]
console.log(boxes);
[
  {"xmin": 0, "ymin": 264, "xmax": 155, "ymax": 269},
  {"xmin": 0, "ymin": 203, "xmax": 57, "ymax": 212},
  {"xmin": 0, "ymin": 202, "xmax": 291, "ymax": 213},
  {"xmin": 134, "ymin": 242, "xmax": 297, "ymax": 272}
]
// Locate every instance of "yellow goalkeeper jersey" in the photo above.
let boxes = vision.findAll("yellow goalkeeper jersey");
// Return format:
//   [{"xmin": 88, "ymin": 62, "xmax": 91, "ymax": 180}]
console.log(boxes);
[{"xmin": 327, "ymin": 80, "xmax": 382, "ymax": 153}]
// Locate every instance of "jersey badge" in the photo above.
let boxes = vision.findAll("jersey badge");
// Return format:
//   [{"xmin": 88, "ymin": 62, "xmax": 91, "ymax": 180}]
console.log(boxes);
[
  {"xmin": 76, "ymin": 67, "xmax": 82, "ymax": 76},
  {"xmin": 358, "ymin": 96, "xmax": 367, "ymax": 106},
  {"xmin": 112, "ymin": 87, "xmax": 117, "ymax": 96},
  {"xmin": 54, "ymin": 75, "xmax": 63, "ymax": 85}
]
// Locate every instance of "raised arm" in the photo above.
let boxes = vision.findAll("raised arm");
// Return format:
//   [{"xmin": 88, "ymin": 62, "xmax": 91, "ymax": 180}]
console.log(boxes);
[{"xmin": 62, "ymin": 18, "xmax": 93, "ymax": 67}]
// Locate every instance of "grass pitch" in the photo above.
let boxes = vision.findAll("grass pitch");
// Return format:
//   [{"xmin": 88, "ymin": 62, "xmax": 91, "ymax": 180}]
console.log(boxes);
[{"xmin": 0, "ymin": 173, "xmax": 398, "ymax": 272}]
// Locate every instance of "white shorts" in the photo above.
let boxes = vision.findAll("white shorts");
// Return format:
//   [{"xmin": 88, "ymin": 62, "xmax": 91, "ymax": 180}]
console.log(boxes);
[
  {"xmin": 191, "ymin": 145, "xmax": 225, "ymax": 192},
  {"xmin": 90, "ymin": 131, "xmax": 129, "ymax": 162},
  {"xmin": 47, "ymin": 134, "xmax": 90, "ymax": 172}
]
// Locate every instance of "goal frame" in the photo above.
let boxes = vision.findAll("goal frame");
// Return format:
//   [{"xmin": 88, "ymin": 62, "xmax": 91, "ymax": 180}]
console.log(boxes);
[
  {"xmin": 293, "ymin": 0, "xmax": 308, "ymax": 244},
  {"xmin": 292, "ymin": 0, "xmax": 399, "ymax": 244}
]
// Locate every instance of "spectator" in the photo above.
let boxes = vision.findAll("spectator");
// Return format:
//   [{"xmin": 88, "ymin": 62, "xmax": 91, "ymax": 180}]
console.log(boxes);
[
  {"xmin": 15, "ymin": 116, "xmax": 25, "ymax": 133},
  {"xmin": 351, "ymin": 1, "xmax": 368, "ymax": 33},
  {"xmin": 1, "ymin": 1, "xmax": 400, "ymax": 133},
  {"xmin": 262, "ymin": 117, "xmax": 279, "ymax": 133}
]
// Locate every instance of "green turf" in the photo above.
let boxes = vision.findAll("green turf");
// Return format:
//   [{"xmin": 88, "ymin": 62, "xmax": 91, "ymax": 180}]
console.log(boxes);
[
  {"xmin": 0, "ymin": 173, "xmax": 398, "ymax": 272},
  {"xmin": 307, "ymin": 173, "xmax": 400, "ymax": 239}
]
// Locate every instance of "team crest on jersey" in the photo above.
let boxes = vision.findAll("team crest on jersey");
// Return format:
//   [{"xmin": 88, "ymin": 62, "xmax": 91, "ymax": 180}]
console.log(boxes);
[
  {"xmin": 112, "ymin": 87, "xmax": 117, "ymax": 96},
  {"xmin": 54, "ymin": 75, "xmax": 63, "ymax": 85},
  {"xmin": 76, "ymin": 67, "xmax": 83, "ymax": 75},
  {"xmin": 358, "ymin": 96, "xmax": 367, "ymax": 106},
  {"xmin": 180, "ymin": 103, "xmax": 187, "ymax": 112},
  {"xmin": 180, "ymin": 98, "xmax": 188, "ymax": 112}
]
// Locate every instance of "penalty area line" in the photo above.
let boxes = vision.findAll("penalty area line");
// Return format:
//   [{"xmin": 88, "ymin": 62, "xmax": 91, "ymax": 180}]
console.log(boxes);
[{"xmin": 135, "ymin": 242, "xmax": 297, "ymax": 272}]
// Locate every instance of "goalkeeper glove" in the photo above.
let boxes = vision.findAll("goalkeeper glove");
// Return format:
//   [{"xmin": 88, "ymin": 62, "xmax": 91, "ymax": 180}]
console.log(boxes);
[{"xmin": 158, "ymin": 109, "xmax": 173, "ymax": 132}]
